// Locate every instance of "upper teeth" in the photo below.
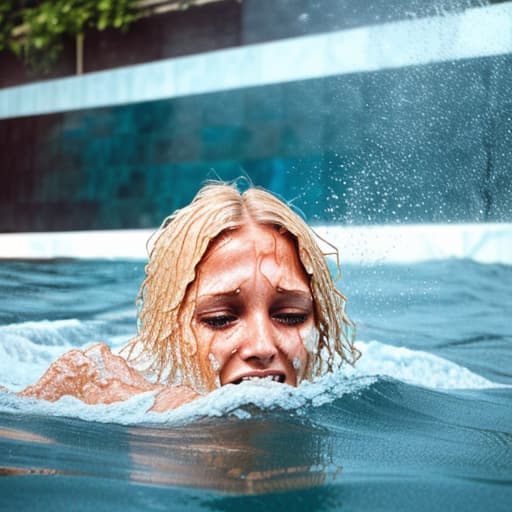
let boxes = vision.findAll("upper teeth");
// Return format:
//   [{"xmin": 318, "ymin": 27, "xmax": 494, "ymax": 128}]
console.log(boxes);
[{"xmin": 240, "ymin": 375, "xmax": 281, "ymax": 383}]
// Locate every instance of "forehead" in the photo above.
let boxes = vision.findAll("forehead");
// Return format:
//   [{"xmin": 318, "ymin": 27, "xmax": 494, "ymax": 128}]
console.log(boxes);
[{"xmin": 195, "ymin": 224, "xmax": 309, "ymax": 292}]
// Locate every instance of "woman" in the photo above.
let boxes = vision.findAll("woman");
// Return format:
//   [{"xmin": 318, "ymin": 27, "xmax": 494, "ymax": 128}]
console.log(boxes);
[{"xmin": 20, "ymin": 181, "xmax": 359, "ymax": 411}]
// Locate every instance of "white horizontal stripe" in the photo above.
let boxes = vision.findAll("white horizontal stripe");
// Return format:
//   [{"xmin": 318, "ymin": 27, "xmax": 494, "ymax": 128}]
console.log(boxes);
[
  {"xmin": 1, "ymin": 3, "xmax": 511, "ymax": 119},
  {"xmin": 314, "ymin": 223, "xmax": 512, "ymax": 265},
  {"xmin": 1, "ymin": 223, "xmax": 510, "ymax": 264}
]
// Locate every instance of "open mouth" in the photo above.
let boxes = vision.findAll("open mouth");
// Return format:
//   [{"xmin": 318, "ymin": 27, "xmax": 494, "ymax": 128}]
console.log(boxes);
[{"xmin": 231, "ymin": 374, "xmax": 286, "ymax": 385}]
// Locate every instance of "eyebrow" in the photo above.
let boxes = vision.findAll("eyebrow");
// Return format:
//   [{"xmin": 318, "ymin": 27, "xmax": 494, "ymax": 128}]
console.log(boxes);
[
  {"xmin": 195, "ymin": 288, "xmax": 313, "ymax": 310},
  {"xmin": 276, "ymin": 288, "xmax": 313, "ymax": 302},
  {"xmin": 197, "ymin": 288, "xmax": 241, "ymax": 300}
]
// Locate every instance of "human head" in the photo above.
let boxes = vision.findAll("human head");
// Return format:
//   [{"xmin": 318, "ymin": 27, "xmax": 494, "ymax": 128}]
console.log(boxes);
[{"xmin": 128, "ymin": 181, "xmax": 358, "ymax": 393}]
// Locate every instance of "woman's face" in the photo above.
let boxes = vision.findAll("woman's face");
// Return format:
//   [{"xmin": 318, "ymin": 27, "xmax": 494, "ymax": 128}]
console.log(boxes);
[{"xmin": 190, "ymin": 224, "xmax": 315, "ymax": 388}]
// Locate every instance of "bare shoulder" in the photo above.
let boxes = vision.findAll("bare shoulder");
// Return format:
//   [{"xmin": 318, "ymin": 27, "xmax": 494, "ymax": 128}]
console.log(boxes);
[
  {"xmin": 19, "ymin": 342, "xmax": 155, "ymax": 404},
  {"xmin": 150, "ymin": 385, "xmax": 200, "ymax": 412},
  {"xmin": 18, "ymin": 342, "xmax": 200, "ymax": 411}
]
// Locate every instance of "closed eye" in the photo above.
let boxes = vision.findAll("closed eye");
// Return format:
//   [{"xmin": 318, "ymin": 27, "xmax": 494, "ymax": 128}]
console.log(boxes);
[
  {"xmin": 273, "ymin": 313, "xmax": 309, "ymax": 326},
  {"xmin": 201, "ymin": 315, "xmax": 237, "ymax": 329}
]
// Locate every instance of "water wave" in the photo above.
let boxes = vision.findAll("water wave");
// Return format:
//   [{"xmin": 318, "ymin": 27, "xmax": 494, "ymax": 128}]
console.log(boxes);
[
  {"xmin": 351, "ymin": 340, "xmax": 501, "ymax": 390},
  {"xmin": 0, "ymin": 318, "xmax": 113, "ymax": 390},
  {"xmin": 0, "ymin": 317, "xmax": 507, "ymax": 424},
  {"xmin": 0, "ymin": 373, "xmax": 374, "ymax": 426}
]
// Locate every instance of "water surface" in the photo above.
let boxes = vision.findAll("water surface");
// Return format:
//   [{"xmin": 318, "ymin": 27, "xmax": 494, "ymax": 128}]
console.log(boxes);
[{"xmin": 0, "ymin": 258, "xmax": 510, "ymax": 511}]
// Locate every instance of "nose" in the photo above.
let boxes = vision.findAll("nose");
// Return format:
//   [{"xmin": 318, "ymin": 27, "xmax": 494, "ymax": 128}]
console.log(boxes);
[{"xmin": 238, "ymin": 315, "xmax": 278, "ymax": 365}]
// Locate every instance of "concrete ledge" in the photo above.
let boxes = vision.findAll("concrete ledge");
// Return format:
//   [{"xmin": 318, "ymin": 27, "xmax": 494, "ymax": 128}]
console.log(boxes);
[
  {"xmin": 314, "ymin": 223, "xmax": 512, "ymax": 265},
  {"xmin": 1, "ymin": 223, "xmax": 510, "ymax": 264}
]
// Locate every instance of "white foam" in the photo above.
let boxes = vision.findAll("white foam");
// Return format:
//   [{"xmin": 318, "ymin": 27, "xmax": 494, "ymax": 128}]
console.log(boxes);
[
  {"xmin": 0, "ymin": 372, "xmax": 374, "ymax": 426},
  {"xmin": 0, "ymin": 319, "xmax": 106, "ymax": 390},
  {"xmin": 0, "ymin": 390, "xmax": 158, "ymax": 424},
  {"xmin": 1, "ymin": 330, "xmax": 506, "ymax": 424},
  {"xmin": 1, "ymin": 319, "xmax": 97, "ymax": 347},
  {"xmin": 350, "ymin": 340, "xmax": 502, "ymax": 390}
]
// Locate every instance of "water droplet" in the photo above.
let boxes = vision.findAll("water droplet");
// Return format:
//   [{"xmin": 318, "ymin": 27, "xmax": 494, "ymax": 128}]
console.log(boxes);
[{"xmin": 208, "ymin": 353, "xmax": 220, "ymax": 372}]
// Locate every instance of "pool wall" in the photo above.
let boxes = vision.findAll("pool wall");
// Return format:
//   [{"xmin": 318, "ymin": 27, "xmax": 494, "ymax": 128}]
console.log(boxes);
[
  {"xmin": 0, "ymin": 223, "xmax": 510, "ymax": 264},
  {"xmin": 0, "ymin": 1, "xmax": 511, "ymax": 234}
]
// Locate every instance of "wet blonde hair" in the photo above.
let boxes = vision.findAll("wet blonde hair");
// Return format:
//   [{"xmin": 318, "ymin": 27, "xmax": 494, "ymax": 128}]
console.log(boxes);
[{"xmin": 125, "ymin": 181, "xmax": 359, "ymax": 392}]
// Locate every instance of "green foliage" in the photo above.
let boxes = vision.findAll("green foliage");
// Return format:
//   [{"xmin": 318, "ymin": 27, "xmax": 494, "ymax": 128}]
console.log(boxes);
[
  {"xmin": 1, "ymin": 0, "xmax": 140, "ymax": 73},
  {"xmin": 0, "ymin": 0, "xmax": 18, "ymax": 53}
]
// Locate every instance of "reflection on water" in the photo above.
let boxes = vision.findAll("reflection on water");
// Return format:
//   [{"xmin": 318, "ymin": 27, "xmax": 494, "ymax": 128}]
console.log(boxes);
[
  {"xmin": 129, "ymin": 415, "xmax": 339, "ymax": 493},
  {"xmin": 0, "ymin": 411, "xmax": 340, "ymax": 495}
]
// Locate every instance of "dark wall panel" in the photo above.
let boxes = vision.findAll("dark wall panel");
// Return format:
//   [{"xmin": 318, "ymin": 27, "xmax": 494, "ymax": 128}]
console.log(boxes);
[{"xmin": 0, "ymin": 53, "xmax": 511, "ymax": 232}]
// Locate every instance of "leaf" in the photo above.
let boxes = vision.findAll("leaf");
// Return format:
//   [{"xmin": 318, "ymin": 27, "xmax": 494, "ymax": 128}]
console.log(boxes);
[
  {"xmin": 34, "ymin": 37, "xmax": 45, "ymax": 49},
  {"xmin": 97, "ymin": 16, "xmax": 108, "ymax": 31},
  {"xmin": 5, "ymin": 0, "xmax": 142, "ymax": 73},
  {"xmin": 98, "ymin": 0, "xmax": 111, "ymax": 11}
]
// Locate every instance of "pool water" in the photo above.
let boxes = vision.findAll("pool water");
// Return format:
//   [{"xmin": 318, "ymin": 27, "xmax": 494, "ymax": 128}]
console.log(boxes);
[{"xmin": 0, "ymin": 258, "xmax": 511, "ymax": 511}]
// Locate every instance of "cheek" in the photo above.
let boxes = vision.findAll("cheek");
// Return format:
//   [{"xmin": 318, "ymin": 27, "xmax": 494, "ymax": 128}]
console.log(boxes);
[
  {"xmin": 194, "ymin": 324, "xmax": 240, "ymax": 371},
  {"xmin": 300, "ymin": 325, "xmax": 320, "ymax": 355},
  {"xmin": 281, "ymin": 330, "xmax": 308, "ymax": 358},
  {"xmin": 299, "ymin": 323, "xmax": 322, "ymax": 379},
  {"xmin": 201, "ymin": 326, "xmax": 248, "ymax": 388},
  {"xmin": 274, "ymin": 324, "xmax": 312, "ymax": 377}
]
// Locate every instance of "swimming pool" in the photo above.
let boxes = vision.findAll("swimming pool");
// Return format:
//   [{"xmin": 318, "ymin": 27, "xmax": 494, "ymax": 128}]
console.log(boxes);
[{"xmin": 0, "ymin": 256, "xmax": 510, "ymax": 511}]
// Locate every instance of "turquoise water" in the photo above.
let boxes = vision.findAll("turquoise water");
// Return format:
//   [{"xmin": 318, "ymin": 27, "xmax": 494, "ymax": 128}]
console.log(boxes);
[{"xmin": 0, "ymin": 258, "xmax": 511, "ymax": 511}]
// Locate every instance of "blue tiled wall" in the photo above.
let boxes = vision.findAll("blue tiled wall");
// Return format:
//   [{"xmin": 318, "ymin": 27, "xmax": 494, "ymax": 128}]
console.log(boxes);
[{"xmin": 1, "ymin": 53, "xmax": 511, "ymax": 231}]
